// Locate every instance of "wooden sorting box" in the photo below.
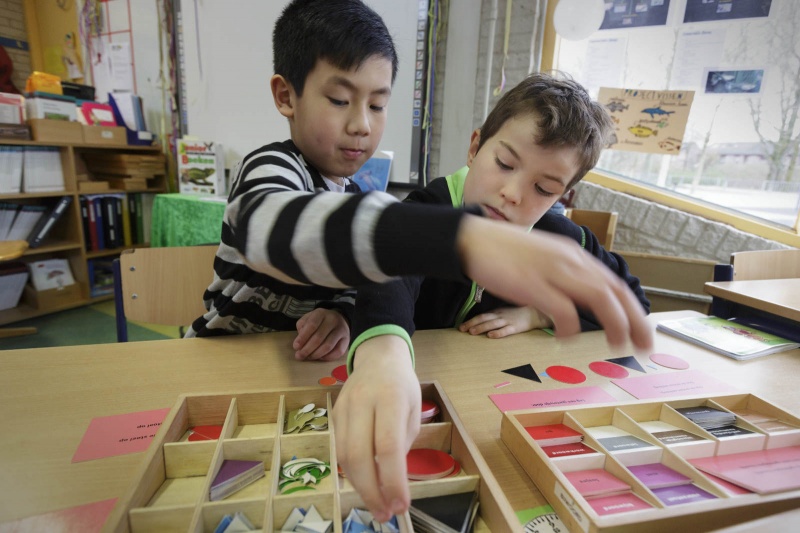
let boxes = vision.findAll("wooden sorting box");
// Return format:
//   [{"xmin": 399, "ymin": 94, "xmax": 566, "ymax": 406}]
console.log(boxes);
[
  {"xmin": 501, "ymin": 394, "xmax": 800, "ymax": 533},
  {"xmin": 105, "ymin": 382, "xmax": 518, "ymax": 533}
]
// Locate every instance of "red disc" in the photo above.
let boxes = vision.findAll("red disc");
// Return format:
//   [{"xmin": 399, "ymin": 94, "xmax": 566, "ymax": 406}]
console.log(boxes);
[
  {"xmin": 318, "ymin": 376, "xmax": 338, "ymax": 386},
  {"xmin": 546, "ymin": 365, "xmax": 586, "ymax": 384},
  {"xmin": 406, "ymin": 448, "xmax": 456, "ymax": 480},
  {"xmin": 331, "ymin": 365, "xmax": 348, "ymax": 383},
  {"xmin": 589, "ymin": 361, "xmax": 629, "ymax": 379},
  {"xmin": 421, "ymin": 400, "xmax": 439, "ymax": 417},
  {"xmin": 650, "ymin": 353, "xmax": 690, "ymax": 370}
]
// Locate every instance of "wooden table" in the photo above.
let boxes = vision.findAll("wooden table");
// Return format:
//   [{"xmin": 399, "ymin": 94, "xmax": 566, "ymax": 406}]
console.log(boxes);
[
  {"xmin": 2, "ymin": 310, "xmax": 800, "ymax": 529},
  {"xmin": 704, "ymin": 278, "xmax": 800, "ymax": 323}
]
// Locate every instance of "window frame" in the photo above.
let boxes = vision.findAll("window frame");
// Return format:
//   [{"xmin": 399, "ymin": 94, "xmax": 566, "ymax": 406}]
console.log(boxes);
[{"xmin": 540, "ymin": 1, "xmax": 800, "ymax": 249}]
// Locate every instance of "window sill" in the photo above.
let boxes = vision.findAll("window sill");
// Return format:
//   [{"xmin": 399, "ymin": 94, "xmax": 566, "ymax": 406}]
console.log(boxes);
[{"xmin": 584, "ymin": 170, "xmax": 800, "ymax": 249}]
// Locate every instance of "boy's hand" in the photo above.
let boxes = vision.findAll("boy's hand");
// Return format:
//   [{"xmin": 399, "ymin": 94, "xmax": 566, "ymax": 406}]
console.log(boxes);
[
  {"xmin": 457, "ymin": 216, "xmax": 654, "ymax": 352},
  {"xmin": 459, "ymin": 306, "xmax": 552, "ymax": 339},
  {"xmin": 332, "ymin": 336, "xmax": 420, "ymax": 522},
  {"xmin": 293, "ymin": 308, "xmax": 349, "ymax": 361}
]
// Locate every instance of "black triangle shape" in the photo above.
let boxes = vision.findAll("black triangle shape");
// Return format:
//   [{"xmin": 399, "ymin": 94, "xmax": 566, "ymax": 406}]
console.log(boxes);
[
  {"xmin": 502, "ymin": 364, "xmax": 542, "ymax": 383},
  {"xmin": 605, "ymin": 356, "xmax": 646, "ymax": 373}
]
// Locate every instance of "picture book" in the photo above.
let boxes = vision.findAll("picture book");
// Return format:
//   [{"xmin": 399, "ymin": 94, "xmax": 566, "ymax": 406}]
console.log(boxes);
[
  {"xmin": 177, "ymin": 138, "xmax": 226, "ymax": 197},
  {"xmin": 28, "ymin": 258, "xmax": 76, "ymax": 291},
  {"xmin": 657, "ymin": 316, "xmax": 800, "ymax": 360},
  {"xmin": 563, "ymin": 468, "xmax": 631, "ymax": 498},
  {"xmin": 351, "ymin": 150, "xmax": 392, "ymax": 192},
  {"xmin": 688, "ymin": 446, "xmax": 800, "ymax": 494}
]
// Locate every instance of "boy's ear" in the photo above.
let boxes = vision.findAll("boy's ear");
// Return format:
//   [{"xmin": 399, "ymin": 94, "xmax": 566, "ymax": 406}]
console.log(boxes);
[
  {"xmin": 271, "ymin": 74, "xmax": 295, "ymax": 119},
  {"xmin": 466, "ymin": 129, "xmax": 481, "ymax": 166}
]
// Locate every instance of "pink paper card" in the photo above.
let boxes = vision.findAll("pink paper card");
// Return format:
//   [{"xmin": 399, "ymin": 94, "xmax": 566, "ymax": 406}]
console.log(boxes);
[
  {"xmin": 611, "ymin": 369, "xmax": 739, "ymax": 400},
  {"xmin": 489, "ymin": 386, "xmax": 616, "ymax": 412},
  {"xmin": 72, "ymin": 408, "xmax": 170, "ymax": 463},
  {"xmin": 0, "ymin": 498, "xmax": 116, "ymax": 533},
  {"xmin": 689, "ymin": 446, "xmax": 800, "ymax": 494},
  {"xmin": 586, "ymin": 492, "xmax": 652, "ymax": 516}
]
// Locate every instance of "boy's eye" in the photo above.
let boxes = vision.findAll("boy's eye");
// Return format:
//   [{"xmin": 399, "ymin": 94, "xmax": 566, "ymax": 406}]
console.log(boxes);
[
  {"xmin": 328, "ymin": 97, "xmax": 347, "ymax": 106},
  {"xmin": 370, "ymin": 104, "xmax": 385, "ymax": 112},
  {"xmin": 535, "ymin": 184, "xmax": 556, "ymax": 197},
  {"xmin": 494, "ymin": 157, "xmax": 512, "ymax": 171}
]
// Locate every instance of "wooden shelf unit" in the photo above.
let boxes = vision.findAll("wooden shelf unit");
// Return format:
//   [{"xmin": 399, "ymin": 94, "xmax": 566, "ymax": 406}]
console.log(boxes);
[{"xmin": 0, "ymin": 138, "xmax": 166, "ymax": 326}]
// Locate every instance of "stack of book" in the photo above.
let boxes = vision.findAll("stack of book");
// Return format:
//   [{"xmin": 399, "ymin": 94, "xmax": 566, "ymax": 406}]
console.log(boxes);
[
  {"xmin": 0, "ymin": 203, "xmax": 46, "ymax": 241},
  {"xmin": 525, "ymin": 423, "xmax": 599, "ymax": 458},
  {"xmin": 0, "ymin": 261, "xmax": 28, "ymax": 311},
  {"xmin": 0, "ymin": 146, "xmax": 23, "ymax": 193},
  {"xmin": 676, "ymin": 406, "xmax": 754, "ymax": 439},
  {"xmin": 657, "ymin": 316, "xmax": 799, "ymax": 360},
  {"xmin": 22, "ymin": 147, "xmax": 64, "ymax": 192},
  {"xmin": 80, "ymin": 193, "xmax": 154, "ymax": 251},
  {"xmin": 82, "ymin": 152, "xmax": 166, "ymax": 191}
]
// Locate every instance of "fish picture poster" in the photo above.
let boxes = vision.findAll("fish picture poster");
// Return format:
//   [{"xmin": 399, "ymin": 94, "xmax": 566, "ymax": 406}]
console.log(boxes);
[{"xmin": 598, "ymin": 87, "xmax": 695, "ymax": 155}]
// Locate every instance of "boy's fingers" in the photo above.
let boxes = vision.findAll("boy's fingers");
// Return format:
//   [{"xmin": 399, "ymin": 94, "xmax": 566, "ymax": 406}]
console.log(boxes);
[
  {"xmin": 343, "ymin": 405, "xmax": 389, "ymax": 521},
  {"xmin": 374, "ymin": 399, "xmax": 412, "ymax": 519},
  {"xmin": 293, "ymin": 311, "xmax": 321, "ymax": 349}
]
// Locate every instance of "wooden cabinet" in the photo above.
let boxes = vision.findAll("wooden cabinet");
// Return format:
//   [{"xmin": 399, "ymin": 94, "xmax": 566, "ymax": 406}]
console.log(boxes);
[{"xmin": 0, "ymin": 138, "xmax": 166, "ymax": 326}]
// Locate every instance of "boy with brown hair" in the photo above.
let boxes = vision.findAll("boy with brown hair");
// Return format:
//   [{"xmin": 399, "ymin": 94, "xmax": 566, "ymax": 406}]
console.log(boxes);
[{"xmin": 337, "ymin": 72, "xmax": 650, "ymax": 520}]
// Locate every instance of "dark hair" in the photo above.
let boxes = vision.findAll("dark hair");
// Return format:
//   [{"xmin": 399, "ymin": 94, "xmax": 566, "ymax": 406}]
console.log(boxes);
[
  {"xmin": 478, "ymin": 72, "xmax": 614, "ymax": 188},
  {"xmin": 273, "ymin": 0, "xmax": 398, "ymax": 96}
]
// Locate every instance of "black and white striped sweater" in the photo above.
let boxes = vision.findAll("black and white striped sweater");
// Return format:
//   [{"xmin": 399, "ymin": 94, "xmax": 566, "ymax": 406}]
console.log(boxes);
[{"xmin": 185, "ymin": 140, "xmax": 467, "ymax": 337}]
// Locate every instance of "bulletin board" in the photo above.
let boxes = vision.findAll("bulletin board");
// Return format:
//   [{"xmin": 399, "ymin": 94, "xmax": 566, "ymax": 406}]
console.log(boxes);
[{"xmin": 176, "ymin": 0, "xmax": 424, "ymax": 184}]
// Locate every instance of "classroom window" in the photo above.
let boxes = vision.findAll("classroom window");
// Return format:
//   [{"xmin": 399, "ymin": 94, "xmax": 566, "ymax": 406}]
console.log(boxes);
[{"xmin": 552, "ymin": 0, "xmax": 800, "ymax": 231}]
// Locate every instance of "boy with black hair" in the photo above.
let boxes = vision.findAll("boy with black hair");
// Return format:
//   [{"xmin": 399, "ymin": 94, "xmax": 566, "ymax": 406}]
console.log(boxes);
[
  {"xmin": 337, "ymin": 72, "xmax": 650, "ymax": 520},
  {"xmin": 184, "ymin": 0, "xmax": 396, "ymax": 362},
  {"xmin": 186, "ymin": 0, "xmax": 652, "ymax": 520}
]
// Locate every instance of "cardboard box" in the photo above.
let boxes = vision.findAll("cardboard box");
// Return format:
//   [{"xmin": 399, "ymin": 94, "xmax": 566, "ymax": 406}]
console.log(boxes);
[
  {"xmin": 501, "ymin": 394, "xmax": 800, "ymax": 533},
  {"xmin": 104, "ymin": 382, "xmax": 520, "ymax": 533},
  {"xmin": 28, "ymin": 119, "xmax": 83, "ymax": 143},
  {"xmin": 22, "ymin": 282, "xmax": 83, "ymax": 310},
  {"xmin": 82, "ymin": 125, "xmax": 126, "ymax": 146}
]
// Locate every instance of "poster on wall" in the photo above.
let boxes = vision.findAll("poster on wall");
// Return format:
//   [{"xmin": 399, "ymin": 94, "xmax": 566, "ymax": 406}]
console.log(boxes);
[
  {"xmin": 598, "ymin": 87, "xmax": 695, "ymax": 155},
  {"xmin": 703, "ymin": 68, "xmax": 764, "ymax": 94},
  {"xmin": 600, "ymin": 0, "xmax": 671, "ymax": 30},
  {"xmin": 684, "ymin": 0, "xmax": 772, "ymax": 23}
]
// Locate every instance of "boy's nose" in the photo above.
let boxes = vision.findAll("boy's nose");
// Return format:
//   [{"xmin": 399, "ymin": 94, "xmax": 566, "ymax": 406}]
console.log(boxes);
[
  {"xmin": 347, "ymin": 107, "xmax": 371, "ymax": 136},
  {"xmin": 501, "ymin": 180, "xmax": 522, "ymax": 205}
]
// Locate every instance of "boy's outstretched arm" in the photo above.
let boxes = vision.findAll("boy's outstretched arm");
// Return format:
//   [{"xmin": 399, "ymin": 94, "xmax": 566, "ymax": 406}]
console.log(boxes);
[
  {"xmin": 457, "ymin": 216, "xmax": 653, "ymax": 351},
  {"xmin": 332, "ymin": 336, "xmax": 419, "ymax": 523}
]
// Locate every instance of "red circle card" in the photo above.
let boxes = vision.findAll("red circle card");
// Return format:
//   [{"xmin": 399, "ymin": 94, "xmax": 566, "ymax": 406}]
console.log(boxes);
[
  {"xmin": 331, "ymin": 365, "xmax": 348, "ymax": 383},
  {"xmin": 406, "ymin": 448, "xmax": 456, "ymax": 480},
  {"xmin": 546, "ymin": 365, "xmax": 586, "ymax": 384},
  {"xmin": 650, "ymin": 353, "xmax": 690, "ymax": 370},
  {"xmin": 588, "ymin": 361, "xmax": 629, "ymax": 379}
]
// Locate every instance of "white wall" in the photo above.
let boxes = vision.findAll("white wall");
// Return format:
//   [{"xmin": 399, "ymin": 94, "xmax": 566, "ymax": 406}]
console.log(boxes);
[{"xmin": 178, "ymin": 0, "xmax": 419, "ymax": 183}]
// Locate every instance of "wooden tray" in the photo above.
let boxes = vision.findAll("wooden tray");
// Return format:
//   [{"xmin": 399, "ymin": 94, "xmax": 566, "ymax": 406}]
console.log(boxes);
[
  {"xmin": 501, "ymin": 393, "xmax": 800, "ymax": 533},
  {"xmin": 104, "ymin": 382, "xmax": 518, "ymax": 532}
]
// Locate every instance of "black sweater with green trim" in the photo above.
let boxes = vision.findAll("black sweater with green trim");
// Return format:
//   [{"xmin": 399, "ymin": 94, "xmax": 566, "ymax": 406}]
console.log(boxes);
[{"xmin": 351, "ymin": 175, "xmax": 650, "ymax": 339}]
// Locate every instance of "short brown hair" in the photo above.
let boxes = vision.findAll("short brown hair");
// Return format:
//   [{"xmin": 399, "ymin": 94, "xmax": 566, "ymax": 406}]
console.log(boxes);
[{"xmin": 477, "ymin": 71, "xmax": 613, "ymax": 188}]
